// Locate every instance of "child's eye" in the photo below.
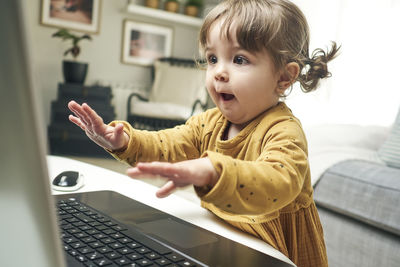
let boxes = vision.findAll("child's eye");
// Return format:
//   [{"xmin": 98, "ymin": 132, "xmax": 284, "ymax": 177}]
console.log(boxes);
[
  {"xmin": 207, "ymin": 55, "xmax": 217, "ymax": 64},
  {"xmin": 233, "ymin": 56, "xmax": 249, "ymax": 65}
]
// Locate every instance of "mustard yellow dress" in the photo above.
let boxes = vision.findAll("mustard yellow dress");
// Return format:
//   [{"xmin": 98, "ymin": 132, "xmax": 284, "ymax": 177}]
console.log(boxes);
[{"xmin": 109, "ymin": 102, "xmax": 328, "ymax": 267}]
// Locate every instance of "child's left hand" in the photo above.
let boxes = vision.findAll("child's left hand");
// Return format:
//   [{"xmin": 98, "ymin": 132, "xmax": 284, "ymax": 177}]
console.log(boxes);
[{"xmin": 126, "ymin": 157, "xmax": 218, "ymax": 198}]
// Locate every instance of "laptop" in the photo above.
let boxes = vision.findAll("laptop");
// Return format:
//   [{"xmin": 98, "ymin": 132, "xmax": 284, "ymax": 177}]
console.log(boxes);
[{"xmin": 0, "ymin": 1, "xmax": 294, "ymax": 266}]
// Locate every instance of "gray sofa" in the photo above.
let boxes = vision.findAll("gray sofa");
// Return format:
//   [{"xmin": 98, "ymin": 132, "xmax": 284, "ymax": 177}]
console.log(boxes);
[{"xmin": 314, "ymin": 159, "xmax": 400, "ymax": 266}]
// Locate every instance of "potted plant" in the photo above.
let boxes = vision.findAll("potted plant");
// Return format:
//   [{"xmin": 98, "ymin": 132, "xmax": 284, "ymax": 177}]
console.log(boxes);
[
  {"xmin": 52, "ymin": 28, "xmax": 92, "ymax": 84},
  {"xmin": 185, "ymin": 0, "xmax": 203, "ymax": 17},
  {"xmin": 164, "ymin": 0, "xmax": 179, "ymax": 13}
]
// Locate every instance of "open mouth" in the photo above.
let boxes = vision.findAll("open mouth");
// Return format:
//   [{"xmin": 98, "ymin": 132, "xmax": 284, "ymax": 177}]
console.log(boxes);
[{"xmin": 221, "ymin": 93, "xmax": 235, "ymax": 101}]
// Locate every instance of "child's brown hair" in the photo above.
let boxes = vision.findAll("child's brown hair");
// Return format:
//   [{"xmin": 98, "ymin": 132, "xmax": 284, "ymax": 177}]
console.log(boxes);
[{"xmin": 199, "ymin": 0, "xmax": 339, "ymax": 92}]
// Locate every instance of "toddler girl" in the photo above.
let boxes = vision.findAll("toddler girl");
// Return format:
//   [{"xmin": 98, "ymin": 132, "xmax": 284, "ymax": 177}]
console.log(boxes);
[{"xmin": 68, "ymin": 1, "xmax": 339, "ymax": 266}]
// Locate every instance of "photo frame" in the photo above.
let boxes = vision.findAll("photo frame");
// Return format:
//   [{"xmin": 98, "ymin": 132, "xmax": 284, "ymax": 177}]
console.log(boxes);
[
  {"xmin": 41, "ymin": 0, "xmax": 101, "ymax": 34},
  {"xmin": 121, "ymin": 20, "xmax": 173, "ymax": 66}
]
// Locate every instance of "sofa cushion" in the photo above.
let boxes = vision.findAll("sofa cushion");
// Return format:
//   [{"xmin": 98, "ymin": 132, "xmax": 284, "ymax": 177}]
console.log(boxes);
[
  {"xmin": 314, "ymin": 159, "xmax": 400, "ymax": 236},
  {"xmin": 378, "ymin": 107, "xmax": 400, "ymax": 168}
]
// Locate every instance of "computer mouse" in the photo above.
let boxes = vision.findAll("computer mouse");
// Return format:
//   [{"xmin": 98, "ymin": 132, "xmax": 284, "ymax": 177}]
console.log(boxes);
[{"xmin": 52, "ymin": 171, "xmax": 84, "ymax": 192}]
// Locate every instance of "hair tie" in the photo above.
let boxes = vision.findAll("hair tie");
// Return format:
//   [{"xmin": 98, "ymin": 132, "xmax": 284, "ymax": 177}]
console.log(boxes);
[{"xmin": 304, "ymin": 59, "xmax": 313, "ymax": 66}]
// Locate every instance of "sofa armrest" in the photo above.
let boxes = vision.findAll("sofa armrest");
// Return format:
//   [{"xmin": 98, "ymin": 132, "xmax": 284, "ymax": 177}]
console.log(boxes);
[{"xmin": 314, "ymin": 159, "xmax": 400, "ymax": 236}]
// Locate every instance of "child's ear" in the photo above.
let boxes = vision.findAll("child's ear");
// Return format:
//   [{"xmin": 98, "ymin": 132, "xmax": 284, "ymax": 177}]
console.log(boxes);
[{"xmin": 276, "ymin": 62, "xmax": 300, "ymax": 94}]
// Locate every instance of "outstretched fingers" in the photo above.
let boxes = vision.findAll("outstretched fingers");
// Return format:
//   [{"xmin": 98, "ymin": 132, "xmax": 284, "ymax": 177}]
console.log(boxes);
[
  {"xmin": 68, "ymin": 101, "xmax": 91, "ymax": 126},
  {"xmin": 156, "ymin": 180, "xmax": 176, "ymax": 198},
  {"xmin": 68, "ymin": 101, "xmax": 105, "ymax": 135},
  {"xmin": 135, "ymin": 162, "xmax": 183, "ymax": 178},
  {"xmin": 126, "ymin": 166, "xmax": 178, "ymax": 198},
  {"xmin": 68, "ymin": 114, "xmax": 86, "ymax": 131},
  {"xmin": 82, "ymin": 103, "xmax": 104, "ymax": 127}
]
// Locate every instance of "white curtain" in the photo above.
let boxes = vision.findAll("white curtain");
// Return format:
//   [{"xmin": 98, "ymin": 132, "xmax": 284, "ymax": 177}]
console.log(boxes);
[{"xmin": 286, "ymin": 0, "xmax": 400, "ymax": 127}]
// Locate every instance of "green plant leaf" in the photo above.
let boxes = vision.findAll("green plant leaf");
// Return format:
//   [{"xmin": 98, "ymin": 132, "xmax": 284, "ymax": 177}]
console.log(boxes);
[{"xmin": 52, "ymin": 28, "xmax": 91, "ymax": 59}]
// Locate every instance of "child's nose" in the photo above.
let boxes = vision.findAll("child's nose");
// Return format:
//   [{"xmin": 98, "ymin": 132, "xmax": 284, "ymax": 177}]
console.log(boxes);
[{"xmin": 214, "ymin": 65, "xmax": 229, "ymax": 82}]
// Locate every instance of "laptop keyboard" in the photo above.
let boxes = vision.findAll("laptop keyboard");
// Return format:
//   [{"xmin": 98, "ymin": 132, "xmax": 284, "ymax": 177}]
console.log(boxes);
[{"xmin": 57, "ymin": 198, "xmax": 199, "ymax": 267}]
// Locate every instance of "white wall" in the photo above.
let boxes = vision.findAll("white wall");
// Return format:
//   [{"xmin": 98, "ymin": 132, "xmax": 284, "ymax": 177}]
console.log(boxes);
[
  {"xmin": 287, "ymin": 0, "xmax": 400, "ymax": 127},
  {"xmin": 25, "ymin": 0, "xmax": 201, "ymax": 125}
]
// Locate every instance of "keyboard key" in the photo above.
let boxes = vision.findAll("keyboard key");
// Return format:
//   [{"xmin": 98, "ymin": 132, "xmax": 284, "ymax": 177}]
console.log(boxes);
[
  {"xmin": 145, "ymin": 252, "xmax": 160, "ymax": 260},
  {"xmin": 76, "ymin": 205, "xmax": 90, "ymax": 212},
  {"xmin": 89, "ymin": 221, "xmax": 102, "ymax": 227},
  {"xmin": 179, "ymin": 260, "xmax": 196, "ymax": 266},
  {"xmin": 135, "ymin": 247, "xmax": 151, "ymax": 254},
  {"xmin": 115, "ymin": 257, "xmax": 133, "ymax": 265},
  {"xmin": 88, "ymin": 241, "xmax": 104, "ymax": 249},
  {"xmin": 86, "ymin": 229, "xmax": 100, "ymax": 236},
  {"xmin": 165, "ymin": 253, "xmax": 184, "ymax": 262},
  {"xmin": 67, "ymin": 200, "xmax": 80, "ymax": 206},
  {"xmin": 62, "ymin": 206, "xmax": 74, "ymax": 211},
  {"xmin": 73, "ymin": 221, "xmax": 87, "ymax": 228},
  {"xmin": 76, "ymin": 254, "xmax": 86, "ymax": 262},
  {"xmin": 103, "ymin": 229, "xmax": 116, "ymax": 235},
  {"xmin": 127, "ymin": 242, "xmax": 141, "ymax": 249},
  {"xmin": 63, "ymin": 236, "xmax": 78, "ymax": 244},
  {"xmin": 84, "ymin": 210, "xmax": 97, "ymax": 216},
  {"xmin": 113, "ymin": 225, "xmax": 127, "ymax": 231},
  {"xmin": 95, "ymin": 225, "xmax": 109, "ymax": 231},
  {"xmin": 100, "ymin": 237, "xmax": 115, "ymax": 244},
  {"xmin": 98, "ymin": 217, "xmax": 111, "ymax": 223},
  {"xmin": 104, "ymin": 221, "xmax": 116, "ymax": 227},
  {"xmin": 79, "ymin": 225, "xmax": 93, "ymax": 231},
  {"xmin": 75, "ymin": 212, "xmax": 95, "ymax": 223},
  {"xmin": 67, "ymin": 228, "xmax": 81, "ymax": 235},
  {"xmin": 118, "ymin": 237, "xmax": 132, "ymax": 244},
  {"xmin": 109, "ymin": 242, "xmax": 123, "ymax": 249},
  {"xmin": 94, "ymin": 233, "xmax": 107, "ymax": 239},
  {"xmin": 117, "ymin": 247, "xmax": 133, "ymax": 255},
  {"xmin": 66, "ymin": 217, "xmax": 79, "ymax": 223},
  {"xmin": 62, "ymin": 225, "xmax": 74, "ymax": 231},
  {"xmin": 126, "ymin": 253, "xmax": 142, "ymax": 261},
  {"xmin": 78, "ymin": 247, "xmax": 94, "ymax": 255},
  {"xmin": 135, "ymin": 258, "xmax": 153, "ymax": 266},
  {"xmin": 97, "ymin": 246, "xmax": 113, "ymax": 254},
  {"xmin": 155, "ymin": 258, "xmax": 171, "ymax": 266},
  {"xmin": 75, "ymin": 232, "xmax": 89, "ymax": 239},
  {"xmin": 94, "ymin": 258, "xmax": 112, "ymax": 266},
  {"xmin": 87, "ymin": 251, "xmax": 103, "ymax": 260},
  {"xmin": 58, "ymin": 210, "xmax": 67, "ymax": 216},
  {"xmin": 90, "ymin": 214, "xmax": 103, "ymax": 219},
  {"xmin": 70, "ymin": 242, "xmax": 86, "ymax": 249},
  {"xmin": 105, "ymin": 251, "xmax": 121, "ymax": 260},
  {"xmin": 82, "ymin": 237, "xmax": 96, "ymax": 243},
  {"xmin": 111, "ymin": 233, "xmax": 125, "ymax": 239},
  {"xmin": 68, "ymin": 208, "xmax": 80, "ymax": 214},
  {"xmin": 69, "ymin": 249, "xmax": 78, "ymax": 256}
]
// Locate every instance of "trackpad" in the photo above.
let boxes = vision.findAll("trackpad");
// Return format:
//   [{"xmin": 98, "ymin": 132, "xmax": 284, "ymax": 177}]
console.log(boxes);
[{"xmin": 138, "ymin": 218, "xmax": 218, "ymax": 249}]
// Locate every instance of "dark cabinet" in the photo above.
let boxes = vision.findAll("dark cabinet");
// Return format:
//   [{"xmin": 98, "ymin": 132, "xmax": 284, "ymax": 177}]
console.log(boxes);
[{"xmin": 48, "ymin": 83, "xmax": 115, "ymax": 158}]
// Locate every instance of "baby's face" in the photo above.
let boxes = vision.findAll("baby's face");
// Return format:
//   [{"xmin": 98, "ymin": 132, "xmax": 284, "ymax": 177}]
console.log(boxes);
[{"xmin": 204, "ymin": 20, "xmax": 282, "ymax": 127}]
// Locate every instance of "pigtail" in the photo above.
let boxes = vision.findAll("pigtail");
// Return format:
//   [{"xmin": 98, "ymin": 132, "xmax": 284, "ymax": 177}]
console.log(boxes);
[{"xmin": 298, "ymin": 42, "xmax": 340, "ymax": 92}]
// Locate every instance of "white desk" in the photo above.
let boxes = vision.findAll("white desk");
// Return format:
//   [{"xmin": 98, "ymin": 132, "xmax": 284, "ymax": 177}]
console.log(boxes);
[{"xmin": 47, "ymin": 155, "xmax": 295, "ymax": 266}]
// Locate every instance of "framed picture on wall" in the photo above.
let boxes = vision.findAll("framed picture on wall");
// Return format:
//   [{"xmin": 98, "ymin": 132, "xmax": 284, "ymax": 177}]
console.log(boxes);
[
  {"xmin": 121, "ymin": 20, "xmax": 173, "ymax": 66},
  {"xmin": 41, "ymin": 0, "xmax": 101, "ymax": 34}
]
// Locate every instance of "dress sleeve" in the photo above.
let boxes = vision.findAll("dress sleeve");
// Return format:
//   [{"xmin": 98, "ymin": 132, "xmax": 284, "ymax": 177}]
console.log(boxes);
[
  {"xmin": 107, "ymin": 117, "xmax": 202, "ymax": 166},
  {"xmin": 196, "ymin": 121, "xmax": 309, "ymax": 223}
]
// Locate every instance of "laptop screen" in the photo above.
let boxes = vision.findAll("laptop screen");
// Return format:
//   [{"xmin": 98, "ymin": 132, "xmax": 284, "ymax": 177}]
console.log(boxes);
[{"xmin": 0, "ymin": 1, "xmax": 65, "ymax": 266}]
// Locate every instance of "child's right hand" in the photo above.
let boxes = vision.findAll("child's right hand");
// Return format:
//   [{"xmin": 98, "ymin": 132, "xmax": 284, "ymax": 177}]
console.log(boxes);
[{"xmin": 68, "ymin": 100, "xmax": 129, "ymax": 151}]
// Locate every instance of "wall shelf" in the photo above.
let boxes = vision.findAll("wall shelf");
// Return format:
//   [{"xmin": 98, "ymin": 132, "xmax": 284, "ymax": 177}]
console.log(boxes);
[{"xmin": 126, "ymin": 4, "xmax": 203, "ymax": 27}]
